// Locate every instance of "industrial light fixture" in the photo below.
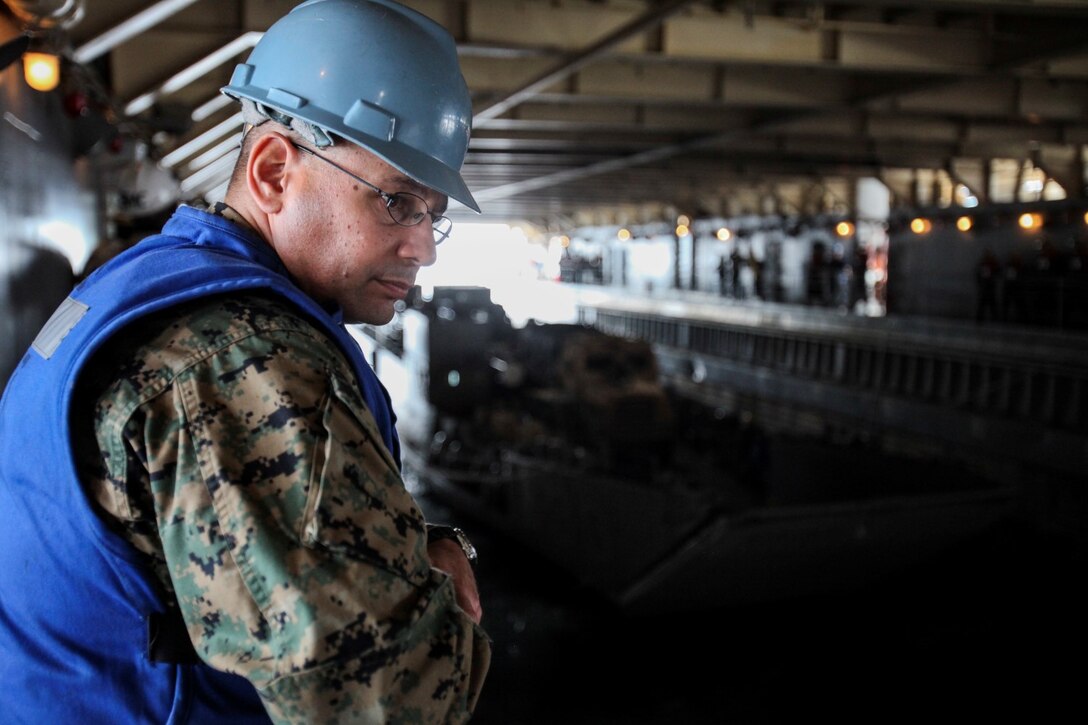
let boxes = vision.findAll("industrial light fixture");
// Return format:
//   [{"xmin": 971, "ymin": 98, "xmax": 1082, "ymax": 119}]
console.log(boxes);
[
  {"xmin": 1018, "ymin": 212, "xmax": 1042, "ymax": 231},
  {"xmin": 23, "ymin": 51, "xmax": 60, "ymax": 92},
  {"xmin": 910, "ymin": 217, "xmax": 932, "ymax": 234}
]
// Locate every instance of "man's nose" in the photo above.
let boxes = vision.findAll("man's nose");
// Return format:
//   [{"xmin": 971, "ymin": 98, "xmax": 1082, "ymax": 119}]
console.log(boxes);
[{"xmin": 399, "ymin": 223, "xmax": 438, "ymax": 266}]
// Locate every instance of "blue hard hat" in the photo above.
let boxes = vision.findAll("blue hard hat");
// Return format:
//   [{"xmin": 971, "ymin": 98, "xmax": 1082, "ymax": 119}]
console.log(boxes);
[{"xmin": 223, "ymin": 0, "xmax": 479, "ymax": 212}]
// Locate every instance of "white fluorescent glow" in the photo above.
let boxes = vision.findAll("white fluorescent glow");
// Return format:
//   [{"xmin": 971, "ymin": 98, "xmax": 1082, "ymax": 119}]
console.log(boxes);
[
  {"xmin": 204, "ymin": 179, "xmax": 230, "ymax": 205},
  {"xmin": 415, "ymin": 224, "xmax": 585, "ymax": 326},
  {"xmin": 160, "ymin": 111, "xmax": 243, "ymax": 168},
  {"xmin": 38, "ymin": 221, "xmax": 89, "ymax": 272},
  {"xmin": 187, "ymin": 132, "xmax": 242, "ymax": 173},
  {"xmin": 180, "ymin": 152, "xmax": 236, "ymax": 193},
  {"xmin": 191, "ymin": 93, "xmax": 232, "ymax": 122}
]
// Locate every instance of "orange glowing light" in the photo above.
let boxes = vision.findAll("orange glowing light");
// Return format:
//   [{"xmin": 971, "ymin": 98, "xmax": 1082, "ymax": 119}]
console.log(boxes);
[
  {"xmin": 24, "ymin": 52, "xmax": 60, "ymax": 92},
  {"xmin": 835, "ymin": 221, "xmax": 855, "ymax": 237},
  {"xmin": 1018, "ymin": 213, "xmax": 1042, "ymax": 231},
  {"xmin": 956, "ymin": 216, "xmax": 973, "ymax": 232},
  {"xmin": 675, "ymin": 224, "xmax": 690, "ymax": 237},
  {"xmin": 910, "ymin": 218, "xmax": 932, "ymax": 234}
]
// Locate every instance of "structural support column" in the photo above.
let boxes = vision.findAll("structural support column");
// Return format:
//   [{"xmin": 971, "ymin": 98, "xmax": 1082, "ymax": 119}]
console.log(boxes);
[
  {"xmin": 673, "ymin": 231, "xmax": 682, "ymax": 291},
  {"xmin": 693, "ymin": 232, "xmax": 703, "ymax": 291}
]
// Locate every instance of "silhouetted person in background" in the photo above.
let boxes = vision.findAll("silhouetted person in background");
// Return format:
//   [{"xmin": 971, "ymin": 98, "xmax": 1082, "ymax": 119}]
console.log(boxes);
[
  {"xmin": 730, "ymin": 245, "xmax": 743, "ymax": 299},
  {"xmin": 849, "ymin": 244, "xmax": 868, "ymax": 313},
  {"xmin": 1030, "ymin": 237, "xmax": 1065, "ymax": 327},
  {"xmin": 751, "ymin": 253, "xmax": 766, "ymax": 300},
  {"xmin": 806, "ymin": 242, "xmax": 829, "ymax": 306},
  {"xmin": 830, "ymin": 243, "xmax": 849, "ymax": 309},
  {"xmin": 1003, "ymin": 251, "xmax": 1026, "ymax": 323}
]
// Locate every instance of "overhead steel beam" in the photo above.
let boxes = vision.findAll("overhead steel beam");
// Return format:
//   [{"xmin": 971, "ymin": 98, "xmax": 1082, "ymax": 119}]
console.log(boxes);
[
  {"xmin": 124, "ymin": 32, "xmax": 262, "ymax": 116},
  {"xmin": 471, "ymin": 130, "xmax": 736, "ymax": 205},
  {"xmin": 473, "ymin": 0, "xmax": 698, "ymax": 126},
  {"xmin": 470, "ymin": 19, "xmax": 1088, "ymax": 209},
  {"xmin": 73, "ymin": 0, "xmax": 203, "ymax": 63}
]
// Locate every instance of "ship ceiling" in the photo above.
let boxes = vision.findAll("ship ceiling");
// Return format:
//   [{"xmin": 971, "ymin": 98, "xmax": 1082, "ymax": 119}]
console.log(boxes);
[{"xmin": 14, "ymin": 0, "xmax": 1088, "ymax": 230}]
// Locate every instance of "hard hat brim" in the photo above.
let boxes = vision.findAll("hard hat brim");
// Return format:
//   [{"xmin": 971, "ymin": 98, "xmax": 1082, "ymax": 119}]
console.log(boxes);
[{"xmin": 222, "ymin": 87, "xmax": 481, "ymax": 214}]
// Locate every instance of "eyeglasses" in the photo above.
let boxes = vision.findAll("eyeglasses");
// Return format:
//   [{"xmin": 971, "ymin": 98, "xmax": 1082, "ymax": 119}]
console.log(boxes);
[{"xmin": 291, "ymin": 141, "xmax": 453, "ymax": 244}]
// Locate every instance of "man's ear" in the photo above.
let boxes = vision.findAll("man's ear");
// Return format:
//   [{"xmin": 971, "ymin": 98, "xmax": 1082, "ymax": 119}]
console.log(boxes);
[{"xmin": 246, "ymin": 132, "xmax": 298, "ymax": 214}]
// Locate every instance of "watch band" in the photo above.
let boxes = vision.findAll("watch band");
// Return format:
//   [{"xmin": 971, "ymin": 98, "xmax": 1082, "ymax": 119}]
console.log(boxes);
[{"xmin": 426, "ymin": 524, "xmax": 478, "ymax": 568}]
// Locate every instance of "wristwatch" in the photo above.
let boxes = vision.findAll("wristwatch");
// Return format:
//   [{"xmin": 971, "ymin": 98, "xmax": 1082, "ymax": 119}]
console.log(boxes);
[{"xmin": 426, "ymin": 524, "xmax": 478, "ymax": 569}]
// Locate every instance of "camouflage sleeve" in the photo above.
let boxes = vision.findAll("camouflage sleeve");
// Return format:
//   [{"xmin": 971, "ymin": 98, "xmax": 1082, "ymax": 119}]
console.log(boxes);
[{"xmin": 92, "ymin": 296, "xmax": 490, "ymax": 724}]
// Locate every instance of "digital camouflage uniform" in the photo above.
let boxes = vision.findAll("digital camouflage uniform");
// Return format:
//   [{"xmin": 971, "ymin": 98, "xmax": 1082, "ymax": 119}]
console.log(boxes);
[{"xmin": 77, "ymin": 292, "xmax": 489, "ymax": 724}]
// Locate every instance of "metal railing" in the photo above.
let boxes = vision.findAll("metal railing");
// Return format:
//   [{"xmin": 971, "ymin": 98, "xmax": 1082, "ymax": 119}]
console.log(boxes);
[{"xmin": 580, "ymin": 296, "xmax": 1088, "ymax": 436}]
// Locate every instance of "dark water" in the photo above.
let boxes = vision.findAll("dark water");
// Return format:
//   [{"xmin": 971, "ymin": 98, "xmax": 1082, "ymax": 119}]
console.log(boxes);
[{"xmin": 420, "ymin": 489, "xmax": 1084, "ymax": 724}]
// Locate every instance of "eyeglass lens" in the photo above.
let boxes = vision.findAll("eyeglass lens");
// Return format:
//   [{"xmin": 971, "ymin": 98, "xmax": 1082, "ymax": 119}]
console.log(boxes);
[
  {"xmin": 385, "ymin": 193, "xmax": 452, "ymax": 243},
  {"xmin": 293, "ymin": 141, "xmax": 452, "ymax": 243}
]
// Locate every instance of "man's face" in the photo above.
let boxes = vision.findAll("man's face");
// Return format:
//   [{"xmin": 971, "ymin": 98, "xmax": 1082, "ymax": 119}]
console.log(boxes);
[{"xmin": 271, "ymin": 142, "xmax": 442, "ymax": 325}]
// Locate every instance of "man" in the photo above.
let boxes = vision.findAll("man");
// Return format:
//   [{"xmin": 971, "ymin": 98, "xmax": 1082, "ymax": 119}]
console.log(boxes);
[{"xmin": 0, "ymin": 1, "xmax": 489, "ymax": 723}]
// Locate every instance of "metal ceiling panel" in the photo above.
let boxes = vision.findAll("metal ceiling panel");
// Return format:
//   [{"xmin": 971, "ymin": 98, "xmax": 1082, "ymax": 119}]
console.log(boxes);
[{"xmin": 11, "ymin": 0, "xmax": 1085, "ymax": 229}]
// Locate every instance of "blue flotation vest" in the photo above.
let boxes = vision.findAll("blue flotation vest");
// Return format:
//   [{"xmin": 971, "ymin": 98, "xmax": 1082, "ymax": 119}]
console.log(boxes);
[{"xmin": 0, "ymin": 206, "xmax": 400, "ymax": 723}]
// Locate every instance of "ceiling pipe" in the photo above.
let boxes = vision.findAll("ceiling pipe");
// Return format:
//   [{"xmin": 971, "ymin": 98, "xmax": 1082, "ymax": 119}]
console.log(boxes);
[
  {"xmin": 185, "ymin": 131, "xmax": 242, "ymax": 174},
  {"xmin": 73, "ymin": 0, "xmax": 201, "ymax": 64},
  {"xmin": 190, "ymin": 93, "xmax": 232, "ymax": 122},
  {"xmin": 159, "ymin": 110, "xmax": 243, "ymax": 168},
  {"xmin": 179, "ymin": 150, "xmax": 235, "ymax": 193},
  {"xmin": 203, "ymin": 177, "xmax": 230, "ymax": 205},
  {"xmin": 473, "ymin": 0, "xmax": 697, "ymax": 126}
]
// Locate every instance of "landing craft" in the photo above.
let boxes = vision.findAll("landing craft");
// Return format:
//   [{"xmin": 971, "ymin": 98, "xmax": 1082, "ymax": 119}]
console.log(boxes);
[{"xmin": 362, "ymin": 286, "xmax": 1014, "ymax": 613}]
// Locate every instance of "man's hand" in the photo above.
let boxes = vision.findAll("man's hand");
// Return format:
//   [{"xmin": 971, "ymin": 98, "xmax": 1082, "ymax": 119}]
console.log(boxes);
[{"xmin": 427, "ymin": 538, "xmax": 483, "ymax": 624}]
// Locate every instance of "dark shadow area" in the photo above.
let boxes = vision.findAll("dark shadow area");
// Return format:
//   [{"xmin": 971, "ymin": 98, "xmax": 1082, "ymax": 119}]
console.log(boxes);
[{"xmin": 420, "ymin": 486, "xmax": 1084, "ymax": 724}]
